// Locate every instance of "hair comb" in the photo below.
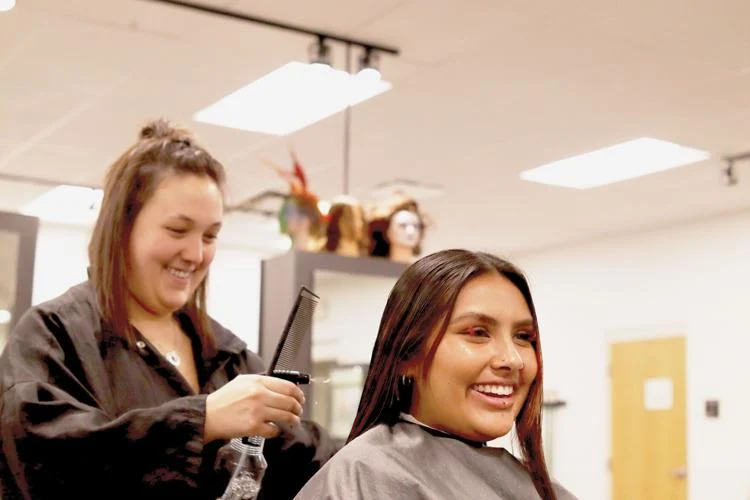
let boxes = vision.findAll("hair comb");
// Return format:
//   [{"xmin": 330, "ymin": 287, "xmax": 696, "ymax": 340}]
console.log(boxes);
[
  {"xmin": 266, "ymin": 286, "xmax": 319, "ymax": 383},
  {"xmin": 238, "ymin": 286, "xmax": 319, "ymax": 451}
]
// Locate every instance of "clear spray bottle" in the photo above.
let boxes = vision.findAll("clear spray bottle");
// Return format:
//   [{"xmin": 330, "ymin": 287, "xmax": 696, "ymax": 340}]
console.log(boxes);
[
  {"xmin": 219, "ymin": 436, "xmax": 267, "ymax": 500},
  {"xmin": 219, "ymin": 371, "xmax": 327, "ymax": 499}
]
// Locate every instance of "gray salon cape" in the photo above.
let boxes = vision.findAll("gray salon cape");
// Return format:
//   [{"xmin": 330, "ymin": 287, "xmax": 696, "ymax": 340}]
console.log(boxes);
[{"xmin": 294, "ymin": 419, "xmax": 578, "ymax": 500}]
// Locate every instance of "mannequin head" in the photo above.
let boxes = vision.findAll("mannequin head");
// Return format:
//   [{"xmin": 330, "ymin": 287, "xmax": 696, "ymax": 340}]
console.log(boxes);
[
  {"xmin": 387, "ymin": 208, "xmax": 422, "ymax": 252},
  {"xmin": 368, "ymin": 196, "xmax": 425, "ymax": 263},
  {"xmin": 269, "ymin": 150, "xmax": 325, "ymax": 252},
  {"xmin": 279, "ymin": 195, "xmax": 324, "ymax": 251},
  {"xmin": 324, "ymin": 195, "xmax": 368, "ymax": 257}
]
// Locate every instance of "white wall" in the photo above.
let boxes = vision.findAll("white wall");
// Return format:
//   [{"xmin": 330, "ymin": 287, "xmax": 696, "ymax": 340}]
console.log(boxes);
[
  {"xmin": 205, "ymin": 246, "xmax": 261, "ymax": 352},
  {"xmin": 32, "ymin": 222, "xmax": 92, "ymax": 305},
  {"xmin": 514, "ymin": 210, "xmax": 750, "ymax": 500},
  {"xmin": 30, "ymin": 222, "xmax": 263, "ymax": 352}
]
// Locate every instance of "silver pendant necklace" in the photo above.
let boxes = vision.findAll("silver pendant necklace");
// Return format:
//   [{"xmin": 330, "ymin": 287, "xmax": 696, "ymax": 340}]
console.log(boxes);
[{"xmin": 164, "ymin": 350, "xmax": 181, "ymax": 367}]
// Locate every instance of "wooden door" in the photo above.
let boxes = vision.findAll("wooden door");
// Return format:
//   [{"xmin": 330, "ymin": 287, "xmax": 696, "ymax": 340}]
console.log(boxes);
[{"xmin": 611, "ymin": 337, "xmax": 687, "ymax": 500}]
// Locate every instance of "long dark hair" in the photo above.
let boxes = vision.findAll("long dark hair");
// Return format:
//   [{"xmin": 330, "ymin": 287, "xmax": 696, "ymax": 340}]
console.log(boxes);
[
  {"xmin": 347, "ymin": 249, "xmax": 555, "ymax": 500},
  {"xmin": 88, "ymin": 119, "xmax": 226, "ymax": 353}
]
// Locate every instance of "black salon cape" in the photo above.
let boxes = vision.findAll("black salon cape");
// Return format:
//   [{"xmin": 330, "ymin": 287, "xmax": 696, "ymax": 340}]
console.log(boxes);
[
  {"xmin": 294, "ymin": 421, "xmax": 579, "ymax": 500},
  {"xmin": 0, "ymin": 281, "xmax": 337, "ymax": 500}
]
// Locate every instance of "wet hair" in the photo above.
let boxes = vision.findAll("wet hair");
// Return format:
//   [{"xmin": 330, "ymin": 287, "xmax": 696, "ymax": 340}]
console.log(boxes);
[{"xmin": 348, "ymin": 249, "xmax": 556, "ymax": 500}]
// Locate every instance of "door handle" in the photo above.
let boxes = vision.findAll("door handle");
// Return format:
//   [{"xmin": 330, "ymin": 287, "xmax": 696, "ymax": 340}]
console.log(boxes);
[{"xmin": 671, "ymin": 466, "xmax": 687, "ymax": 479}]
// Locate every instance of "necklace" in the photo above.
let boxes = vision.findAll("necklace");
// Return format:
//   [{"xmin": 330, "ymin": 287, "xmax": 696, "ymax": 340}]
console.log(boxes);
[
  {"xmin": 154, "ymin": 321, "xmax": 183, "ymax": 367},
  {"xmin": 133, "ymin": 317, "xmax": 185, "ymax": 368},
  {"xmin": 164, "ymin": 350, "xmax": 181, "ymax": 367}
]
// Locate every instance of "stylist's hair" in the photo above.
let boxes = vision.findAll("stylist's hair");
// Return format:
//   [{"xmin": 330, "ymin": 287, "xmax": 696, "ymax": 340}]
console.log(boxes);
[
  {"xmin": 88, "ymin": 119, "xmax": 226, "ymax": 350},
  {"xmin": 348, "ymin": 249, "xmax": 555, "ymax": 500}
]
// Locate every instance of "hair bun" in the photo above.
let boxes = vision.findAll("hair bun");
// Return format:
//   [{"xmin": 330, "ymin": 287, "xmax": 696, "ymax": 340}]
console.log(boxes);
[{"xmin": 139, "ymin": 119, "xmax": 194, "ymax": 145}]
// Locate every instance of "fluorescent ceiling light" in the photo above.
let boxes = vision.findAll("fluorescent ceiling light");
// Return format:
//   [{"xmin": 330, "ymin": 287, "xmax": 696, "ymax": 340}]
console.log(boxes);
[
  {"xmin": 0, "ymin": 0, "xmax": 16, "ymax": 13},
  {"xmin": 520, "ymin": 138, "xmax": 710, "ymax": 189},
  {"xmin": 194, "ymin": 61, "xmax": 392, "ymax": 136},
  {"xmin": 22, "ymin": 185, "xmax": 103, "ymax": 225}
]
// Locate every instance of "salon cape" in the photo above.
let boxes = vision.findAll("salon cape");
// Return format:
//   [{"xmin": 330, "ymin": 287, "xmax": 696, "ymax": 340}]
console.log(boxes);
[
  {"xmin": 294, "ymin": 414, "xmax": 578, "ymax": 500},
  {"xmin": 0, "ymin": 281, "xmax": 337, "ymax": 500}
]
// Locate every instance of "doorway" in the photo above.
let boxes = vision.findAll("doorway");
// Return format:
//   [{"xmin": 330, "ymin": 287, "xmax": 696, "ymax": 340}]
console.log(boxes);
[{"xmin": 610, "ymin": 336, "xmax": 687, "ymax": 500}]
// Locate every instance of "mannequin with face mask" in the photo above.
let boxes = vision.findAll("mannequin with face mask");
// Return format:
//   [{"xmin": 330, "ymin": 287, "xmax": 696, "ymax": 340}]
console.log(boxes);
[{"xmin": 368, "ymin": 196, "xmax": 425, "ymax": 264}]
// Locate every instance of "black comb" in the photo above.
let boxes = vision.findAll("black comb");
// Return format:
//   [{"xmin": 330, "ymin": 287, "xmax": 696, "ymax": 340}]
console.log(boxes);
[
  {"xmin": 266, "ymin": 286, "xmax": 319, "ymax": 376},
  {"xmin": 240, "ymin": 287, "xmax": 319, "ymax": 448}
]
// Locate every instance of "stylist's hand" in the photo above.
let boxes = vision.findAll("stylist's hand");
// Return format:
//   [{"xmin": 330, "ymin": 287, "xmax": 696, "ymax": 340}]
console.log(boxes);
[{"xmin": 204, "ymin": 374, "xmax": 304, "ymax": 442}]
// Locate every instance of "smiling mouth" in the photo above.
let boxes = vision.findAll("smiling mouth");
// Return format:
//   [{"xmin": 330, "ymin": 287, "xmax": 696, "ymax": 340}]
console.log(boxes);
[
  {"xmin": 471, "ymin": 384, "xmax": 515, "ymax": 397},
  {"xmin": 167, "ymin": 267, "xmax": 193, "ymax": 280}
]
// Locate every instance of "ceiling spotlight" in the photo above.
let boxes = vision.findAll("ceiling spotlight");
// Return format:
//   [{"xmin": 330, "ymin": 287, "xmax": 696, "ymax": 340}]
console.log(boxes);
[
  {"xmin": 357, "ymin": 47, "xmax": 381, "ymax": 81},
  {"xmin": 308, "ymin": 36, "xmax": 332, "ymax": 67}
]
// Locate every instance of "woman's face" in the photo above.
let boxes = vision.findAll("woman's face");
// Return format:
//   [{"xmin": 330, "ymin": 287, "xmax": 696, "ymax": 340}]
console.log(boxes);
[
  {"xmin": 127, "ymin": 173, "xmax": 223, "ymax": 319},
  {"xmin": 408, "ymin": 272, "xmax": 539, "ymax": 442}
]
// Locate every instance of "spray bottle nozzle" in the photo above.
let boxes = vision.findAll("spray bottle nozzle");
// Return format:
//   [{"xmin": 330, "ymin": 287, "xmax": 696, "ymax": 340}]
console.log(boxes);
[{"xmin": 271, "ymin": 370, "xmax": 310, "ymax": 385}]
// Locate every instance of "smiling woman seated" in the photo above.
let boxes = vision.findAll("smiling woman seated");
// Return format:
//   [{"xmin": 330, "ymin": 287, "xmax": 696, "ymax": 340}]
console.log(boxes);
[{"xmin": 294, "ymin": 249, "xmax": 578, "ymax": 500}]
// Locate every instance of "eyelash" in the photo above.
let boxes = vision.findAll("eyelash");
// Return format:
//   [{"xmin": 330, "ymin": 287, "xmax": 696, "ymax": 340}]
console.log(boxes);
[
  {"xmin": 167, "ymin": 228, "xmax": 218, "ymax": 241},
  {"xmin": 465, "ymin": 327, "xmax": 491, "ymax": 338},
  {"xmin": 515, "ymin": 331, "xmax": 536, "ymax": 343},
  {"xmin": 462, "ymin": 326, "xmax": 536, "ymax": 344}
]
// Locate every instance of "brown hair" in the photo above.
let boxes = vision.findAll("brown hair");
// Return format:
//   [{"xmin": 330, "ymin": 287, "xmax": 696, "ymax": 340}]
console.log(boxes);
[
  {"xmin": 324, "ymin": 196, "xmax": 368, "ymax": 254},
  {"xmin": 348, "ymin": 249, "xmax": 555, "ymax": 500},
  {"xmin": 88, "ymin": 119, "xmax": 226, "ymax": 352}
]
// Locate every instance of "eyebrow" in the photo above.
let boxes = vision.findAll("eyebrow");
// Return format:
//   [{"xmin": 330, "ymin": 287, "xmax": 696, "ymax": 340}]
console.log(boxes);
[
  {"xmin": 449, "ymin": 312, "xmax": 534, "ymax": 329},
  {"xmin": 168, "ymin": 214, "xmax": 222, "ymax": 229}
]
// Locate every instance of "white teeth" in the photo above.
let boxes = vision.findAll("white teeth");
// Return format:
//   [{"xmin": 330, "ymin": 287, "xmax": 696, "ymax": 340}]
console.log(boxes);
[
  {"xmin": 168, "ymin": 267, "xmax": 191, "ymax": 279},
  {"xmin": 473, "ymin": 384, "xmax": 513, "ymax": 396}
]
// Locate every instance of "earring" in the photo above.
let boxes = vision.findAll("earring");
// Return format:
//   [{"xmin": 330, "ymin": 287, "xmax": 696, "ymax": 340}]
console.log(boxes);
[{"xmin": 395, "ymin": 374, "xmax": 414, "ymax": 402}]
